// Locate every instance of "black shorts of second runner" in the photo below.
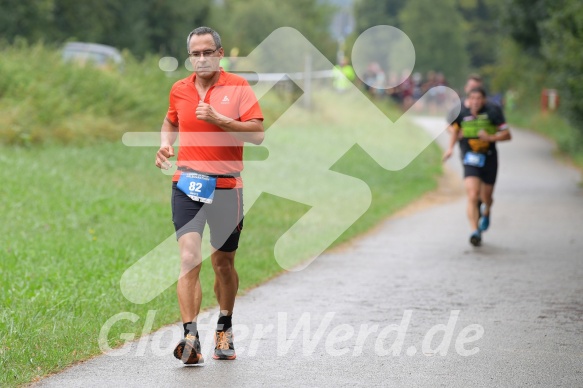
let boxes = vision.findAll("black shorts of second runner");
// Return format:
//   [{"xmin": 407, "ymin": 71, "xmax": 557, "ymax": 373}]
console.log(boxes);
[
  {"xmin": 171, "ymin": 182, "xmax": 244, "ymax": 252},
  {"xmin": 462, "ymin": 152, "xmax": 498, "ymax": 185}
]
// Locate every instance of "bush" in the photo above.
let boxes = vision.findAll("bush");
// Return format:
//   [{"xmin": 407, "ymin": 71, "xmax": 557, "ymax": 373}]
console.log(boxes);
[{"xmin": 0, "ymin": 42, "xmax": 179, "ymax": 145}]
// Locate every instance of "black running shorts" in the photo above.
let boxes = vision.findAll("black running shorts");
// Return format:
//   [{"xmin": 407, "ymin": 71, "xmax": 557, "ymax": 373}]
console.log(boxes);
[
  {"xmin": 462, "ymin": 152, "xmax": 498, "ymax": 185},
  {"xmin": 171, "ymin": 182, "xmax": 244, "ymax": 252}
]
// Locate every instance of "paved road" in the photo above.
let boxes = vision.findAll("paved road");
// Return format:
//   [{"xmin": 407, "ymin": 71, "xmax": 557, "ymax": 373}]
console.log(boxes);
[{"xmin": 35, "ymin": 118, "xmax": 583, "ymax": 387}]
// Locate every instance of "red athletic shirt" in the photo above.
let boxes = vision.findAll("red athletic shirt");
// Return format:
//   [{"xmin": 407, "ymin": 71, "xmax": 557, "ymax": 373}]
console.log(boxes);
[{"xmin": 166, "ymin": 69, "xmax": 263, "ymax": 188}]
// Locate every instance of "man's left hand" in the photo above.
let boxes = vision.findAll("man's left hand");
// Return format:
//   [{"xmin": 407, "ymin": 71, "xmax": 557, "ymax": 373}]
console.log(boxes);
[{"xmin": 478, "ymin": 129, "xmax": 492, "ymax": 142}]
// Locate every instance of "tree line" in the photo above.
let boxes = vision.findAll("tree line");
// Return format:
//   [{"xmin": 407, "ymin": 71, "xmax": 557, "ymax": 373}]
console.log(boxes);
[
  {"xmin": 506, "ymin": 0, "xmax": 583, "ymax": 130},
  {"xmin": 353, "ymin": 0, "xmax": 583, "ymax": 134},
  {"xmin": 0, "ymin": 0, "xmax": 335, "ymax": 58},
  {"xmin": 0, "ymin": 0, "xmax": 212, "ymax": 56},
  {"xmin": 1, "ymin": 0, "xmax": 581, "ymax": 133}
]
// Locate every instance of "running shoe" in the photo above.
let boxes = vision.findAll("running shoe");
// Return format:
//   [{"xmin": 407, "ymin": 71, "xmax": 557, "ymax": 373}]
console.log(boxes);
[
  {"xmin": 213, "ymin": 330, "xmax": 236, "ymax": 360},
  {"xmin": 174, "ymin": 334, "xmax": 204, "ymax": 365},
  {"xmin": 469, "ymin": 230, "xmax": 482, "ymax": 247},
  {"xmin": 478, "ymin": 214, "xmax": 490, "ymax": 232},
  {"xmin": 478, "ymin": 203, "xmax": 490, "ymax": 231}
]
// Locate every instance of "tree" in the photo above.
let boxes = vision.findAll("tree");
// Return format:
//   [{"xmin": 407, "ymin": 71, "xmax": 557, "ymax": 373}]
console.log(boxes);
[
  {"xmin": 504, "ymin": 0, "xmax": 554, "ymax": 56},
  {"xmin": 541, "ymin": 1, "xmax": 583, "ymax": 130},
  {"xmin": 51, "ymin": 0, "xmax": 121, "ymax": 44},
  {"xmin": 0, "ymin": 0, "xmax": 212, "ymax": 57},
  {"xmin": 398, "ymin": 0, "xmax": 469, "ymax": 87},
  {"xmin": 210, "ymin": 0, "xmax": 336, "ymax": 59},
  {"xmin": 353, "ymin": 0, "xmax": 407, "ymax": 33},
  {"xmin": 142, "ymin": 0, "xmax": 211, "ymax": 56},
  {"xmin": 0, "ymin": 0, "xmax": 55, "ymax": 43},
  {"xmin": 502, "ymin": 0, "xmax": 583, "ymax": 133},
  {"xmin": 456, "ymin": 0, "xmax": 504, "ymax": 70}
]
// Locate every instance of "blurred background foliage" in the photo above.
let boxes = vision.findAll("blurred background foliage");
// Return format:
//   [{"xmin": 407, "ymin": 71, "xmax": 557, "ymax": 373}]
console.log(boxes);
[{"xmin": 0, "ymin": 0, "xmax": 582, "ymax": 143}]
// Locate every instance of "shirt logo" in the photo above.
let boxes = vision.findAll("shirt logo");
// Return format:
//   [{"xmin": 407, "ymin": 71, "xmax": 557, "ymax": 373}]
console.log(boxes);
[{"xmin": 221, "ymin": 95, "xmax": 230, "ymax": 104}]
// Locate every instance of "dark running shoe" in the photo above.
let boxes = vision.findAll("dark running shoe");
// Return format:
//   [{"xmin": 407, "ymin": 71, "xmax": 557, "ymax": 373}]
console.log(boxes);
[
  {"xmin": 174, "ymin": 334, "xmax": 204, "ymax": 365},
  {"xmin": 213, "ymin": 330, "xmax": 236, "ymax": 360},
  {"xmin": 470, "ymin": 230, "xmax": 482, "ymax": 247}
]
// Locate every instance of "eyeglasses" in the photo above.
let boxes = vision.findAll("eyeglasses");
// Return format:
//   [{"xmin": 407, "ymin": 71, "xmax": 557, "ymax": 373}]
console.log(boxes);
[{"xmin": 189, "ymin": 47, "xmax": 221, "ymax": 58}]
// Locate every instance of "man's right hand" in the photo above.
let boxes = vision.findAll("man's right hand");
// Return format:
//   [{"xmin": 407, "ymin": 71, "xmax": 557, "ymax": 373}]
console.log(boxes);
[
  {"xmin": 155, "ymin": 145, "xmax": 175, "ymax": 169},
  {"xmin": 442, "ymin": 148, "xmax": 453, "ymax": 162}
]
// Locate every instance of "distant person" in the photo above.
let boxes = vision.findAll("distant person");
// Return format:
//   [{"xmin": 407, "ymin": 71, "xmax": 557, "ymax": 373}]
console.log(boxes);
[
  {"xmin": 462, "ymin": 74, "xmax": 483, "ymax": 108},
  {"xmin": 448, "ymin": 74, "xmax": 500, "ymax": 216},
  {"xmin": 332, "ymin": 57, "xmax": 356, "ymax": 93},
  {"xmin": 434, "ymin": 72, "xmax": 449, "ymax": 109},
  {"xmin": 443, "ymin": 87, "xmax": 512, "ymax": 246},
  {"xmin": 490, "ymin": 92, "xmax": 504, "ymax": 108},
  {"xmin": 386, "ymin": 71, "xmax": 402, "ymax": 104},
  {"xmin": 219, "ymin": 56, "xmax": 231, "ymax": 72},
  {"xmin": 363, "ymin": 62, "xmax": 386, "ymax": 98},
  {"xmin": 411, "ymin": 72, "xmax": 424, "ymax": 101},
  {"xmin": 399, "ymin": 70, "xmax": 415, "ymax": 110},
  {"xmin": 505, "ymin": 89, "xmax": 517, "ymax": 111},
  {"xmin": 422, "ymin": 70, "xmax": 438, "ymax": 111},
  {"xmin": 155, "ymin": 26, "xmax": 264, "ymax": 364},
  {"xmin": 422, "ymin": 70, "xmax": 437, "ymax": 93},
  {"xmin": 219, "ymin": 47, "xmax": 240, "ymax": 72},
  {"xmin": 448, "ymin": 74, "xmax": 504, "ymax": 135}
]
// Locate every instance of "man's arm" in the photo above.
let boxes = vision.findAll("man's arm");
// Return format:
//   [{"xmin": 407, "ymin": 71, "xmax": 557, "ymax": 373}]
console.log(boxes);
[
  {"xmin": 155, "ymin": 117, "xmax": 179, "ymax": 170},
  {"xmin": 478, "ymin": 128, "xmax": 511, "ymax": 143},
  {"xmin": 443, "ymin": 123, "xmax": 460, "ymax": 161},
  {"xmin": 195, "ymin": 102, "xmax": 264, "ymax": 145},
  {"xmin": 478, "ymin": 106, "xmax": 512, "ymax": 143}
]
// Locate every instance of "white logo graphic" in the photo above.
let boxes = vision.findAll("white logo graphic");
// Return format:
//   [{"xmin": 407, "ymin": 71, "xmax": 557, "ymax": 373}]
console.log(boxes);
[{"xmin": 99, "ymin": 310, "xmax": 484, "ymax": 358}]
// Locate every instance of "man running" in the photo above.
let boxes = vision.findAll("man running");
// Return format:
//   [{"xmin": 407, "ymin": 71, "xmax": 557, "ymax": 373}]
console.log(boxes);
[
  {"xmin": 462, "ymin": 74, "xmax": 483, "ymax": 107},
  {"xmin": 447, "ymin": 74, "xmax": 485, "ymax": 134},
  {"xmin": 155, "ymin": 26, "xmax": 264, "ymax": 364},
  {"xmin": 443, "ymin": 87, "xmax": 511, "ymax": 246}
]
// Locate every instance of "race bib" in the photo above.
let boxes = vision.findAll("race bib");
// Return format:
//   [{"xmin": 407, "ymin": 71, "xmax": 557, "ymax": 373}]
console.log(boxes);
[
  {"xmin": 177, "ymin": 172, "xmax": 217, "ymax": 204},
  {"xmin": 463, "ymin": 152, "xmax": 486, "ymax": 168}
]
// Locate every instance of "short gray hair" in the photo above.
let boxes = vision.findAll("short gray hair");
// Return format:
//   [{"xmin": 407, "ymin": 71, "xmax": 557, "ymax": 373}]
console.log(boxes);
[{"xmin": 186, "ymin": 27, "xmax": 222, "ymax": 53}]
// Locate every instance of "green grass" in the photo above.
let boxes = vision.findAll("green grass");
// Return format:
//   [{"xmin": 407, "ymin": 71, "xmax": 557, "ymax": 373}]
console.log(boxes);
[
  {"xmin": 0, "ymin": 44, "xmax": 442, "ymax": 386},
  {"xmin": 507, "ymin": 107, "xmax": 583, "ymax": 169},
  {"xmin": 0, "ymin": 42, "xmax": 177, "ymax": 146},
  {"xmin": 1, "ymin": 139, "xmax": 440, "ymax": 387}
]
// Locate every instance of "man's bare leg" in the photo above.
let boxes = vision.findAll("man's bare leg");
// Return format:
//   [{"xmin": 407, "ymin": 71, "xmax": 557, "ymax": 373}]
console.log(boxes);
[
  {"xmin": 464, "ymin": 177, "xmax": 482, "ymax": 231},
  {"xmin": 479, "ymin": 183, "xmax": 495, "ymax": 231},
  {"xmin": 177, "ymin": 232, "xmax": 203, "ymax": 323},
  {"xmin": 211, "ymin": 249, "xmax": 238, "ymax": 360},
  {"xmin": 174, "ymin": 232, "xmax": 204, "ymax": 364},
  {"xmin": 211, "ymin": 249, "xmax": 238, "ymax": 316},
  {"xmin": 480, "ymin": 183, "xmax": 495, "ymax": 216}
]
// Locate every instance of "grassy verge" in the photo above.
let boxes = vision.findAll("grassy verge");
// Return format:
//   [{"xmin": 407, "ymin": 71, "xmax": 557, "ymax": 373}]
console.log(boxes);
[
  {"xmin": 507, "ymin": 107, "xmax": 583, "ymax": 169},
  {"xmin": 0, "ymin": 111, "xmax": 441, "ymax": 387},
  {"xmin": 0, "ymin": 42, "xmax": 178, "ymax": 146},
  {"xmin": 0, "ymin": 44, "xmax": 442, "ymax": 386}
]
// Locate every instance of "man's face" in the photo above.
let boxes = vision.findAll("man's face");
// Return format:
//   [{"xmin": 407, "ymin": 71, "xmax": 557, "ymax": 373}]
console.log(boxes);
[
  {"xmin": 188, "ymin": 34, "xmax": 223, "ymax": 79},
  {"xmin": 468, "ymin": 92, "xmax": 485, "ymax": 113},
  {"xmin": 464, "ymin": 79, "xmax": 482, "ymax": 95}
]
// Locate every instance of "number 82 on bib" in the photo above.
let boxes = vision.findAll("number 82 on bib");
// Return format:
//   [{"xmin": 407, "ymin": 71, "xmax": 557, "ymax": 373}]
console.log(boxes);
[{"xmin": 176, "ymin": 172, "xmax": 217, "ymax": 204}]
